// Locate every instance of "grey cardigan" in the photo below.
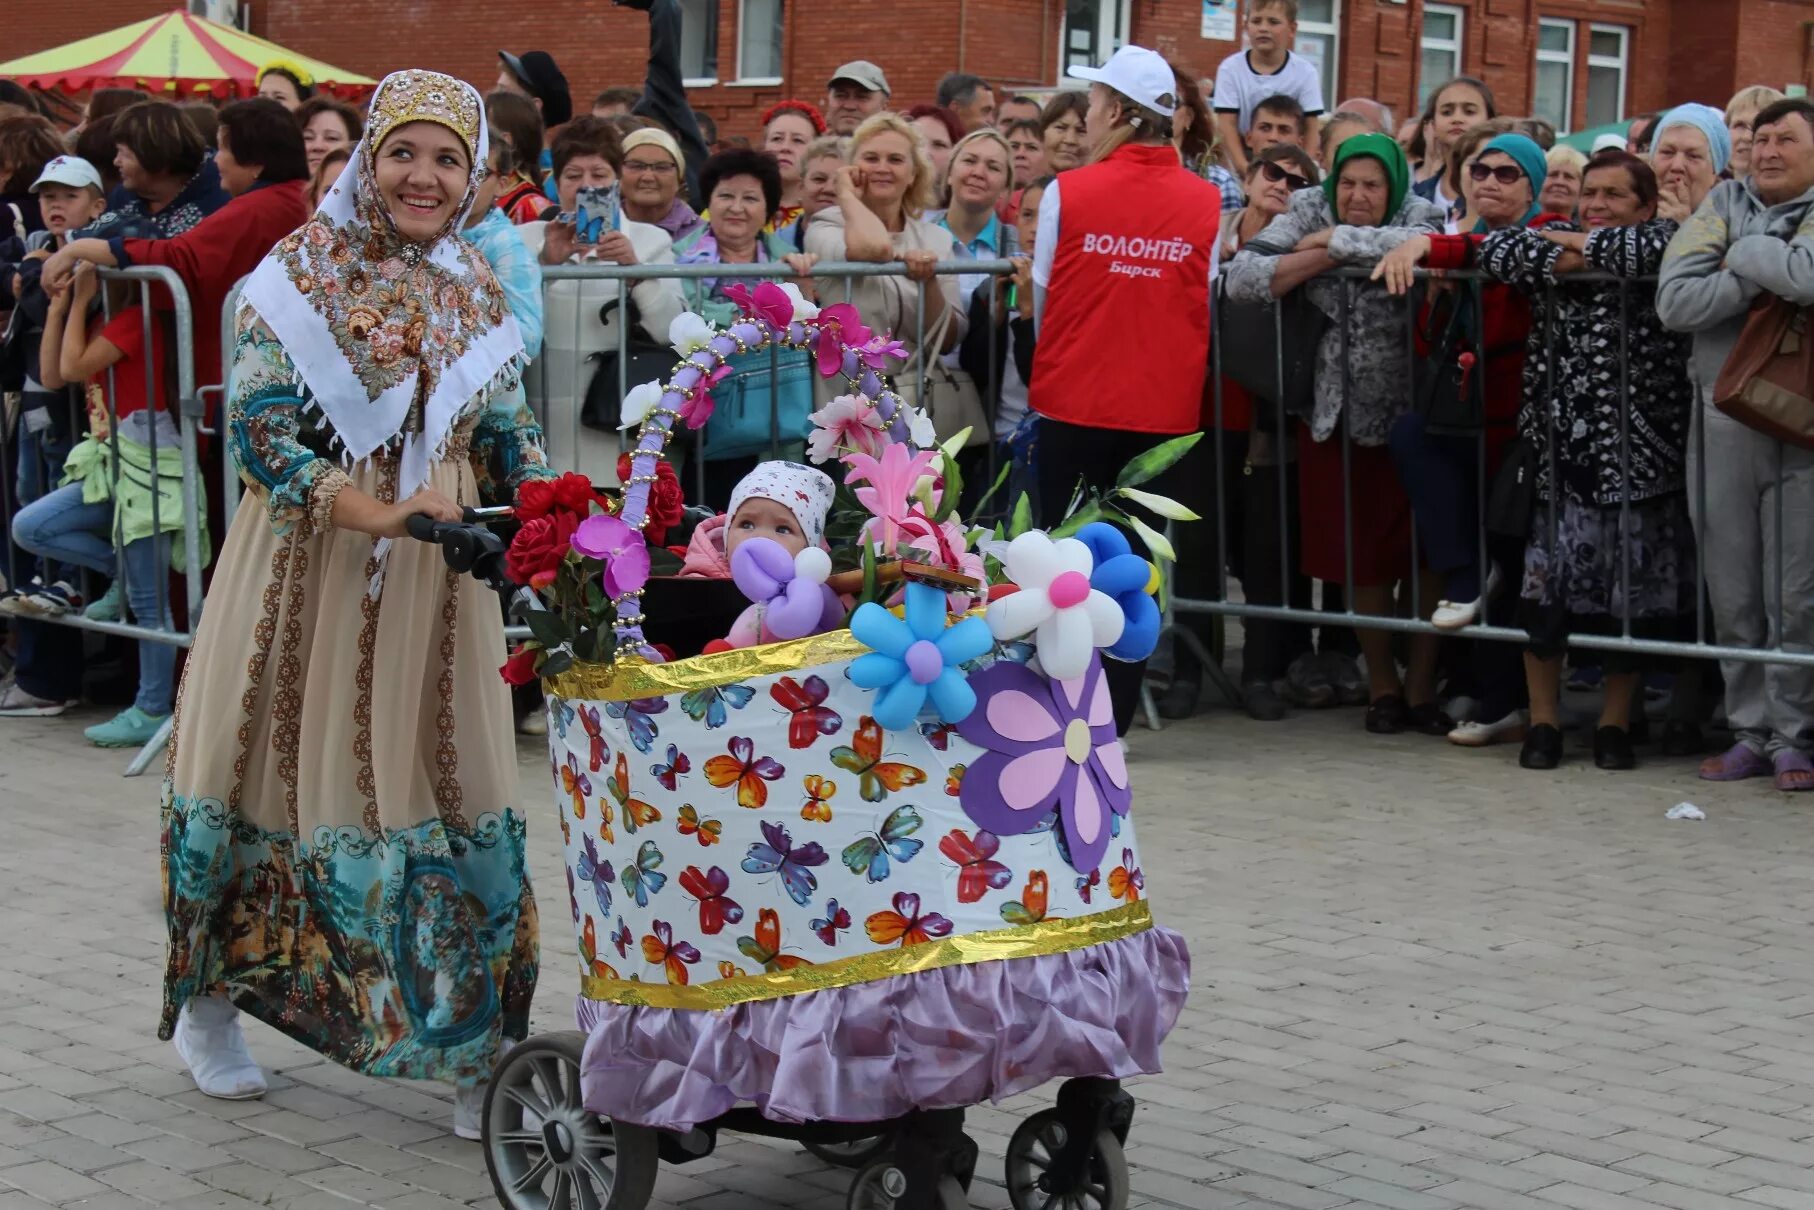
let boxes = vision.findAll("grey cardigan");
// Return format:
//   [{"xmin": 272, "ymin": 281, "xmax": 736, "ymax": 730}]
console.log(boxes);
[{"xmin": 1224, "ymin": 188, "xmax": 1445, "ymax": 446}]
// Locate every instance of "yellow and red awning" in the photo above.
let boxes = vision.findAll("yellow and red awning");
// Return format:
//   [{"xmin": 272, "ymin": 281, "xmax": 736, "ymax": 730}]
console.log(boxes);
[{"xmin": 0, "ymin": 10, "xmax": 376, "ymax": 101}]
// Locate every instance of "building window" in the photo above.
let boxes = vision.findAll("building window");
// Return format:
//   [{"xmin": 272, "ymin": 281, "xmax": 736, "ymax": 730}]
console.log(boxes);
[
  {"xmin": 1418, "ymin": 4, "xmax": 1465, "ymax": 108},
  {"xmin": 1061, "ymin": 0, "xmax": 1130, "ymax": 78},
  {"xmin": 679, "ymin": 0, "xmax": 718, "ymax": 83},
  {"xmin": 1297, "ymin": 0, "xmax": 1340, "ymax": 105},
  {"xmin": 1585, "ymin": 23, "xmax": 1630, "ymax": 130},
  {"xmin": 737, "ymin": 0, "xmax": 783, "ymax": 82},
  {"xmin": 1533, "ymin": 18, "xmax": 1574, "ymax": 133}
]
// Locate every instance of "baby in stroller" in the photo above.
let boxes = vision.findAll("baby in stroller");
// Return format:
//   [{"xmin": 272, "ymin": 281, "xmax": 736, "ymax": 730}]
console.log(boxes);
[{"xmin": 678, "ymin": 460, "xmax": 842, "ymax": 651}]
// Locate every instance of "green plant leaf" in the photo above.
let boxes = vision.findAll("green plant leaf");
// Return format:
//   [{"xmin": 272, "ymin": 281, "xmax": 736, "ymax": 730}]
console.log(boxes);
[
  {"xmin": 1125, "ymin": 513, "xmax": 1177, "ymax": 562},
  {"xmin": 934, "ymin": 452, "xmax": 963, "ymax": 524},
  {"xmin": 1115, "ymin": 433, "xmax": 1203, "ymax": 490},
  {"xmin": 939, "ymin": 427, "xmax": 974, "ymax": 460},
  {"xmin": 572, "ymin": 628, "xmax": 598, "ymax": 664},
  {"xmin": 1048, "ymin": 499, "xmax": 1104, "ymax": 540},
  {"xmin": 970, "ymin": 458, "xmax": 1012, "ymax": 516},
  {"xmin": 537, "ymin": 647, "xmax": 574, "ymax": 677},
  {"xmin": 525, "ymin": 608, "xmax": 572, "ymax": 649},
  {"xmin": 860, "ymin": 543, "xmax": 879, "ymax": 607},
  {"xmin": 1009, "ymin": 490, "xmax": 1033, "ymax": 538},
  {"xmin": 1116, "ymin": 486, "xmax": 1202, "ymax": 522}
]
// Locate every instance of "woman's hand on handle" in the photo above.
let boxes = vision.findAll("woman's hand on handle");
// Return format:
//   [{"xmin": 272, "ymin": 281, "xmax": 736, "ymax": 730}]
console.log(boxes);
[{"xmin": 331, "ymin": 485, "xmax": 463, "ymax": 539}]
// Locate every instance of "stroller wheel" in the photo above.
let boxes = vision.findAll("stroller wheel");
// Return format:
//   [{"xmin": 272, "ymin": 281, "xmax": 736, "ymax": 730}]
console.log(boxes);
[
  {"xmin": 845, "ymin": 1158, "xmax": 967, "ymax": 1210},
  {"xmin": 1005, "ymin": 1108, "xmax": 1130, "ymax": 1210},
  {"xmin": 803, "ymin": 1133, "xmax": 893, "ymax": 1169},
  {"xmin": 482, "ymin": 1031, "xmax": 660, "ymax": 1210}
]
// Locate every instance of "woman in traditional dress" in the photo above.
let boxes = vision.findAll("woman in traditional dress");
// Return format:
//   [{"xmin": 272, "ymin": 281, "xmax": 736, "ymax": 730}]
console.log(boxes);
[{"xmin": 158, "ymin": 69, "xmax": 554, "ymax": 1140}]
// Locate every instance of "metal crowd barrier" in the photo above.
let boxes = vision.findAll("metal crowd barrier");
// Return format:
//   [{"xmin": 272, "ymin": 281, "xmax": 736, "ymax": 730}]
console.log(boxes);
[
  {"xmin": 0, "ymin": 265, "xmax": 206, "ymax": 775},
  {"xmin": 1154, "ymin": 260, "xmax": 1814, "ymax": 732}
]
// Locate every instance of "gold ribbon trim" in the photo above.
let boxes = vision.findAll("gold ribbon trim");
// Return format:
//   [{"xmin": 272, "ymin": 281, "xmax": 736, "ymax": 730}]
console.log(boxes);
[
  {"xmin": 549, "ymin": 629, "xmax": 873, "ymax": 702},
  {"xmin": 580, "ymin": 901, "xmax": 1152, "ymax": 1010}
]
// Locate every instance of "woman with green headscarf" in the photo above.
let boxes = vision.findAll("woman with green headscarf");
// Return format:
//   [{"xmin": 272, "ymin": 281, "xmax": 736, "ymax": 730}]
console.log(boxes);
[{"xmin": 1226, "ymin": 132, "xmax": 1447, "ymax": 736}]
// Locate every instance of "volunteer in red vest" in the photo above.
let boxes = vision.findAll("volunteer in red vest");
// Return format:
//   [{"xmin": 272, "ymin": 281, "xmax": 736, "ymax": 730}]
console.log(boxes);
[{"xmin": 1031, "ymin": 44, "xmax": 1222, "ymax": 733}]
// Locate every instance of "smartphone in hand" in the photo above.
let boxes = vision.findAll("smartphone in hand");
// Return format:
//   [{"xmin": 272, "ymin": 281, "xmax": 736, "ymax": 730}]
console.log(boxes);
[{"xmin": 574, "ymin": 184, "xmax": 622, "ymax": 244}]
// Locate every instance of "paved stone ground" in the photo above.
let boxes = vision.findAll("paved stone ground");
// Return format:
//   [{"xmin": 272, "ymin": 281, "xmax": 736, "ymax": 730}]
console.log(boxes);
[{"xmin": 6, "ymin": 692, "xmax": 1814, "ymax": 1210}]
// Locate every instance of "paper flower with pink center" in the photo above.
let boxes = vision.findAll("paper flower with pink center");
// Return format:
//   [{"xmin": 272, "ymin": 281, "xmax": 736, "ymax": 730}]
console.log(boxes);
[
  {"xmin": 850, "ymin": 580, "xmax": 993, "ymax": 731},
  {"xmin": 985, "ymin": 531, "xmax": 1125, "ymax": 680},
  {"xmin": 806, "ymin": 395, "xmax": 887, "ymax": 464},
  {"xmin": 845, "ymin": 442, "xmax": 941, "ymax": 556},
  {"xmin": 956, "ymin": 653, "xmax": 1130, "ymax": 873},
  {"xmin": 571, "ymin": 514, "xmax": 650, "ymax": 598}
]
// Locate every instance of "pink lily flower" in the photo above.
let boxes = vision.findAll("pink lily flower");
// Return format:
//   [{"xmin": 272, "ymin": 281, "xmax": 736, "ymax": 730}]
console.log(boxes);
[
  {"xmin": 844, "ymin": 442, "xmax": 941, "ymax": 555},
  {"xmin": 805, "ymin": 395, "xmax": 887, "ymax": 464},
  {"xmin": 813, "ymin": 303, "xmax": 872, "ymax": 377}
]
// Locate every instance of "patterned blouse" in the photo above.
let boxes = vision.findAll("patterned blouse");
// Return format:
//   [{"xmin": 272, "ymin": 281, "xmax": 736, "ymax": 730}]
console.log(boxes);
[
  {"xmin": 226, "ymin": 315, "xmax": 555, "ymax": 537},
  {"xmin": 1476, "ymin": 218, "xmax": 1691, "ymax": 508}
]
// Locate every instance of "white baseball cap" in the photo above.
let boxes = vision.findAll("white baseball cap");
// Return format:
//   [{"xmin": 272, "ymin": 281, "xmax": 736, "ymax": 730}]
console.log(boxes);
[
  {"xmin": 1591, "ymin": 133, "xmax": 1626, "ymax": 154},
  {"xmin": 1067, "ymin": 45, "xmax": 1178, "ymax": 118},
  {"xmin": 31, "ymin": 156, "xmax": 102, "ymax": 193}
]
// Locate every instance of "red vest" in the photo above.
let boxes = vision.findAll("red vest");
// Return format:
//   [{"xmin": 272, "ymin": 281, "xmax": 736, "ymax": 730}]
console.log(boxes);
[{"xmin": 1031, "ymin": 143, "xmax": 1220, "ymax": 435}]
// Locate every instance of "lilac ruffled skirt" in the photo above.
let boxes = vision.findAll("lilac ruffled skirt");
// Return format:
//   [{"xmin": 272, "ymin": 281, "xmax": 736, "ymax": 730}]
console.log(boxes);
[{"xmin": 576, "ymin": 927, "xmax": 1190, "ymax": 1131}]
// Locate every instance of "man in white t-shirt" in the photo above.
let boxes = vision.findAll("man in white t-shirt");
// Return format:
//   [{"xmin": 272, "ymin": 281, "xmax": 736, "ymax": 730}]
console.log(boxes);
[{"xmin": 1212, "ymin": 0, "xmax": 1325, "ymax": 173}]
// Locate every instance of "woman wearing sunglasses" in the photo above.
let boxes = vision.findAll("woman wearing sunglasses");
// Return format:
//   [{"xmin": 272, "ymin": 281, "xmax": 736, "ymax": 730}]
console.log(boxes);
[
  {"xmin": 1372, "ymin": 132, "xmax": 1569, "ymax": 750},
  {"xmin": 1165, "ymin": 144, "xmax": 1325, "ymax": 722}
]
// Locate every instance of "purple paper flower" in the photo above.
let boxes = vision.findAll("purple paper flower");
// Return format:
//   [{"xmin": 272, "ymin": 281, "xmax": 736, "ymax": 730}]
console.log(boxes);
[
  {"xmin": 955, "ymin": 653, "xmax": 1131, "ymax": 874},
  {"xmin": 572, "ymin": 514, "xmax": 651, "ymax": 598},
  {"xmin": 855, "ymin": 333, "xmax": 909, "ymax": 371}
]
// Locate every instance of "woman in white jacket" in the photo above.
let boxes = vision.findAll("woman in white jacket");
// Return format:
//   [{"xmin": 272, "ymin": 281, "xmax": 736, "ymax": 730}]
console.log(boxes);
[{"xmin": 519, "ymin": 116, "xmax": 685, "ymax": 473}]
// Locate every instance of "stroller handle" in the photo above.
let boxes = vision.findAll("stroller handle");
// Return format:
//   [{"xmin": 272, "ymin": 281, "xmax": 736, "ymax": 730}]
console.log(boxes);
[{"xmin": 405, "ymin": 509, "xmax": 514, "ymax": 595}]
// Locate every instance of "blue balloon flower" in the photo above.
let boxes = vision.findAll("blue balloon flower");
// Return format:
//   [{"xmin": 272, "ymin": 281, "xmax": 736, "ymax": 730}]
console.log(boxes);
[
  {"xmin": 850, "ymin": 581, "xmax": 994, "ymax": 732},
  {"xmin": 1075, "ymin": 522, "xmax": 1161, "ymax": 662}
]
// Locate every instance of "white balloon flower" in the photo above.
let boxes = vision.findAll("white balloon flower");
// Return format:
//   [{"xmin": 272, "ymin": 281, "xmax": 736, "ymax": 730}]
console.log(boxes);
[{"xmin": 985, "ymin": 531, "xmax": 1126, "ymax": 681}]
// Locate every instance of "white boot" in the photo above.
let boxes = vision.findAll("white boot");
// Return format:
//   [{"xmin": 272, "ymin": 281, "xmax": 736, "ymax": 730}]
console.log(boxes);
[
  {"xmin": 453, "ymin": 1080, "xmax": 487, "ymax": 1141},
  {"xmin": 173, "ymin": 995, "xmax": 267, "ymax": 1100}
]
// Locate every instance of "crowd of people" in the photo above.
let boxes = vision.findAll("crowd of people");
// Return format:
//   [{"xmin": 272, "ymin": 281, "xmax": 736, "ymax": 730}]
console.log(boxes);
[{"xmin": 0, "ymin": 15, "xmax": 1809, "ymax": 780}]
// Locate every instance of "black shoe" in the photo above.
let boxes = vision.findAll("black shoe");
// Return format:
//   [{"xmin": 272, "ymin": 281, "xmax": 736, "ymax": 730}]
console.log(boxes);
[
  {"xmin": 1243, "ymin": 680, "xmax": 1289, "ymax": 722},
  {"xmin": 1628, "ymin": 713, "xmax": 1651, "ymax": 746},
  {"xmin": 1594, "ymin": 725, "xmax": 1636, "ymax": 770},
  {"xmin": 1365, "ymin": 693, "xmax": 1406, "ymax": 734},
  {"xmin": 1660, "ymin": 720, "xmax": 1705, "ymax": 757},
  {"xmin": 1406, "ymin": 701, "xmax": 1454, "ymax": 737},
  {"xmin": 1520, "ymin": 723, "xmax": 1564, "ymax": 770},
  {"xmin": 1156, "ymin": 675, "xmax": 1202, "ymax": 721}
]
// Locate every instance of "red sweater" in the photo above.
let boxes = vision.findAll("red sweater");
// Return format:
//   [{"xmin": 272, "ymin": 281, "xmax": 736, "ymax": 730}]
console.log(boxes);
[{"xmin": 121, "ymin": 179, "xmax": 310, "ymax": 412}]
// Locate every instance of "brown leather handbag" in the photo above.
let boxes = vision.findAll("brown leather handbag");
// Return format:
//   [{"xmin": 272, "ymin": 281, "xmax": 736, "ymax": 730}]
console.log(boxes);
[{"xmin": 1713, "ymin": 296, "xmax": 1814, "ymax": 449}]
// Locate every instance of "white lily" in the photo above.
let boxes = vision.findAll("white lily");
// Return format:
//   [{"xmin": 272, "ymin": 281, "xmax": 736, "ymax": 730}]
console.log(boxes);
[
  {"xmin": 618, "ymin": 381, "xmax": 667, "ymax": 430},
  {"xmin": 779, "ymin": 282, "xmax": 819, "ymax": 322},
  {"xmin": 668, "ymin": 312, "xmax": 716, "ymax": 357}
]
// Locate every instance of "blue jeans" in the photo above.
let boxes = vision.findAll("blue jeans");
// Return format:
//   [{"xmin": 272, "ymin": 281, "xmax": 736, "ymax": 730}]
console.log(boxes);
[
  {"xmin": 12, "ymin": 411, "xmax": 72, "ymax": 585},
  {"xmin": 12, "ymin": 483, "xmax": 174, "ymax": 716}
]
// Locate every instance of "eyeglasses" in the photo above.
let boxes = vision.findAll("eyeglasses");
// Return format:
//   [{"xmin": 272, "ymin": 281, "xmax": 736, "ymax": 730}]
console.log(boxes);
[
  {"xmin": 1469, "ymin": 162, "xmax": 1525, "ymax": 185},
  {"xmin": 623, "ymin": 159, "xmax": 678, "ymax": 176},
  {"xmin": 1259, "ymin": 160, "xmax": 1311, "ymax": 191}
]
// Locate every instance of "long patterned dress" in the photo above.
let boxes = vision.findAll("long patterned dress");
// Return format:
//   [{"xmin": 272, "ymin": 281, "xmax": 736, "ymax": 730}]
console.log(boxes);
[{"xmin": 159, "ymin": 314, "xmax": 554, "ymax": 1081}]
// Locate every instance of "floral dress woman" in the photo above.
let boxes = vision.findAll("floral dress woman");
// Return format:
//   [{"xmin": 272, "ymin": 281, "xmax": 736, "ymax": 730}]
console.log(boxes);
[{"xmin": 159, "ymin": 71, "xmax": 556, "ymax": 1100}]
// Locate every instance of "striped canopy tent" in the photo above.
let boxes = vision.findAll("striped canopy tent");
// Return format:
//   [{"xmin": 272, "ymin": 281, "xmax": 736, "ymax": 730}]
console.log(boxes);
[{"xmin": 0, "ymin": 10, "xmax": 376, "ymax": 101}]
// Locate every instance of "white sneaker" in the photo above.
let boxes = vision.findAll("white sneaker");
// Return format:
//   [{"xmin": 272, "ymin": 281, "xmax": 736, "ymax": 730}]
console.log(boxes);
[
  {"xmin": 174, "ymin": 995, "xmax": 267, "ymax": 1100},
  {"xmin": 453, "ymin": 1081, "xmax": 486, "ymax": 1141},
  {"xmin": 1432, "ymin": 567, "xmax": 1502, "ymax": 631},
  {"xmin": 1449, "ymin": 710, "xmax": 1528, "ymax": 747},
  {"xmin": 517, "ymin": 710, "xmax": 548, "ymax": 737}
]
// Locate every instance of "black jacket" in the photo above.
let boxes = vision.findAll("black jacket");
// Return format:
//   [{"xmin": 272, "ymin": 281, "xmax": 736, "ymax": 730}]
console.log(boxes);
[
  {"xmin": 624, "ymin": 0, "xmax": 712, "ymax": 206},
  {"xmin": 957, "ymin": 279, "xmax": 1036, "ymax": 423}
]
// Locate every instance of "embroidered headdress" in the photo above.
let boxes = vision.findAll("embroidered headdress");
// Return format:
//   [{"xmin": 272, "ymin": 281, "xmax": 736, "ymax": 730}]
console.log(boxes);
[{"xmin": 239, "ymin": 69, "xmax": 523, "ymax": 510}]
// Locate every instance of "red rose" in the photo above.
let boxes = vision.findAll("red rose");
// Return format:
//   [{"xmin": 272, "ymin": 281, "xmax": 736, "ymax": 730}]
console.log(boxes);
[
  {"xmin": 552, "ymin": 471, "xmax": 605, "ymax": 515},
  {"xmin": 515, "ymin": 478, "xmax": 557, "ymax": 520},
  {"xmin": 505, "ymin": 511, "xmax": 580, "ymax": 586},
  {"xmin": 499, "ymin": 645, "xmax": 540, "ymax": 686},
  {"xmin": 651, "ymin": 643, "xmax": 677, "ymax": 663},
  {"xmin": 618, "ymin": 455, "xmax": 685, "ymax": 545}
]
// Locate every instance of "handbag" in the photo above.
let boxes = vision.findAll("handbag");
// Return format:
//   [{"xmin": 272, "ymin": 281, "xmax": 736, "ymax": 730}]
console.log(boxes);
[
  {"xmin": 1215, "ymin": 280, "xmax": 1326, "ymax": 433},
  {"xmin": 580, "ymin": 297, "xmax": 677, "ymax": 431},
  {"xmin": 898, "ymin": 303, "xmax": 989, "ymax": 449},
  {"xmin": 700, "ymin": 344, "xmax": 815, "ymax": 461},
  {"xmin": 1484, "ymin": 435, "xmax": 1538, "ymax": 539},
  {"xmin": 1712, "ymin": 295, "xmax": 1814, "ymax": 449},
  {"xmin": 1413, "ymin": 282, "xmax": 1487, "ymax": 435}
]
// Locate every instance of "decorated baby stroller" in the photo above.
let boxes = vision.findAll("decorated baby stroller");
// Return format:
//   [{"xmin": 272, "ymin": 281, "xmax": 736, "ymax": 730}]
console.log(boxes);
[{"xmin": 430, "ymin": 285, "xmax": 1194, "ymax": 1209}]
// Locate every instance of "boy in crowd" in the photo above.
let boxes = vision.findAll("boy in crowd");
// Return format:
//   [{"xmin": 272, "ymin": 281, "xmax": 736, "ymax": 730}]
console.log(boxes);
[
  {"xmin": 1248, "ymin": 94, "xmax": 1308, "ymax": 155},
  {"xmin": 1213, "ymin": 0, "xmax": 1324, "ymax": 173}
]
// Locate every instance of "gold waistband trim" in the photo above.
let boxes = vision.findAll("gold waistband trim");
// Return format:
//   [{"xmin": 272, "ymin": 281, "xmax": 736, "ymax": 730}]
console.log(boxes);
[
  {"xmin": 579, "ymin": 901, "xmax": 1152, "ymax": 1010},
  {"xmin": 548, "ymin": 628, "xmax": 872, "ymax": 702}
]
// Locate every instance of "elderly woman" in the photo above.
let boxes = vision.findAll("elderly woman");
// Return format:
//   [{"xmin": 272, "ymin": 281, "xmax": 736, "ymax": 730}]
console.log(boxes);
[
  {"xmin": 1726, "ymin": 85, "xmax": 1786, "ymax": 179},
  {"xmin": 158, "ymin": 70, "xmax": 554, "ymax": 1138},
  {"xmin": 1652, "ymin": 103, "xmax": 1730, "ymax": 223},
  {"xmin": 807, "ymin": 111, "xmax": 964, "ymax": 400},
  {"xmin": 619, "ymin": 126, "xmax": 703, "ymax": 241},
  {"xmin": 81, "ymin": 100, "xmax": 229, "ymax": 242},
  {"xmin": 1463, "ymin": 151, "xmax": 1694, "ymax": 771},
  {"xmin": 1040, "ymin": 91, "xmax": 1090, "ymax": 175},
  {"xmin": 518, "ymin": 116, "xmax": 686, "ymax": 463},
  {"xmin": 674, "ymin": 147, "xmax": 819, "ymax": 501},
  {"xmin": 1227, "ymin": 133, "xmax": 1446, "ymax": 734},
  {"xmin": 1541, "ymin": 144, "xmax": 1586, "ymax": 217},
  {"xmin": 758, "ymin": 99, "xmax": 827, "ymax": 237}
]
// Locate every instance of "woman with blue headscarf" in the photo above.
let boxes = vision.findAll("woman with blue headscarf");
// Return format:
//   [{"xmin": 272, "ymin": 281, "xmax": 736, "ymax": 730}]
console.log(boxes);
[{"xmin": 1651, "ymin": 103, "xmax": 1731, "ymax": 224}]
